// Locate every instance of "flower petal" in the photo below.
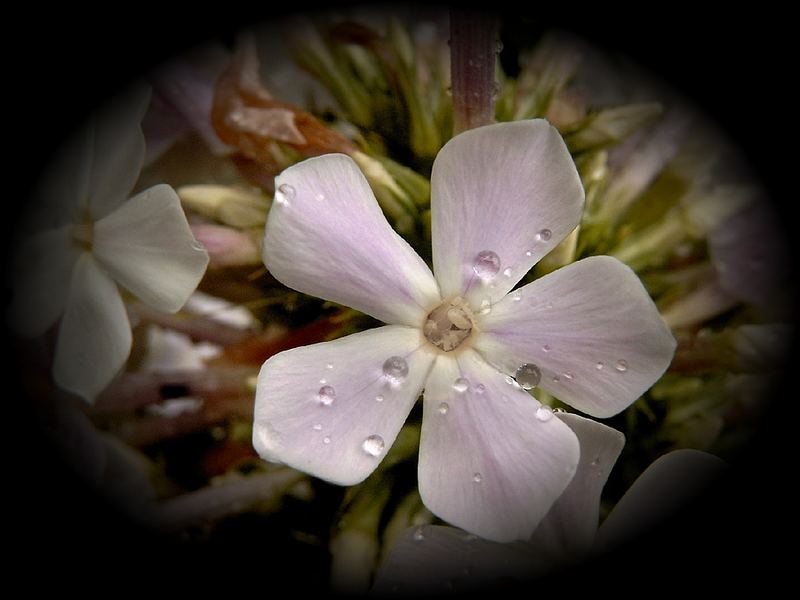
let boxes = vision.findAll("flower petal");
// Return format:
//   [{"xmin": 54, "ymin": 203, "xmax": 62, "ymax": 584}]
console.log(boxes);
[
  {"xmin": 93, "ymin": 184, "xmax": 209, "ymax": 313},
  {"xmin": 253, "ymin": 326, "xmax": 435, "ymax": 486},
  {"xmin": 53, "ymin": 254, "xmax": 132, "ymax": 402},
  {"xmin": 475, "ymin": 256, "xmax": 676, "ymax": 418},
  {"xmin": 430, "ymin": 120, "xmax": 584, "ymax": 307},
  {"xmin": 595, "ymin": 449, "xmax": 727, "ymax": 551},
  {"xmin": 371, "ymin": 524, "xmax": 539, "ymax": 595},
  {"xmin": 7, "ymin": 226, "xmax": 80, "ymax": 337},
  {"xmin": 86, "ymin": 84, "xmax": 151, "ymax": 219},
  {"xmin": 529, "ymin": 413, "xmax": 625, "ymax": 558},
  {"xmin": 418, "ymin": 350, "xmax": 580, "ymax": 542},
  {"xmin": 263, "ymin": 154, "xmax": 441, "ymax": 327}
]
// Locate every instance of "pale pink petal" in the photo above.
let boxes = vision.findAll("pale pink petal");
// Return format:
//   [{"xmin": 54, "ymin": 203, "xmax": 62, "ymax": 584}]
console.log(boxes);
[
  {"xmin": 93, "ymin": 184, "xmax": 209, "ymax": 313},
  {"xmin": 86, "ymin": 84, "xmax": 152, "ymax": 220},
  {"xmin": 263, "ymin": 154, "xmax": 441, "ymax": 327},
  {"xmin": 191, "ymin": 224, "xmax": 259, "ymax": 268},
  {"xmin": 529, "ymin": 413, "xmax": 625, "ymax": 558},
  {"xmin": 709, "ymin": 201, "xmax": 790, "ymax": 305},
  {"xmin": 53, "ymin": 254, "xmax": 132, "ymax": 402},
  {"xmin": 475, "ymin": 256, "xmax": 676, "ymax": 418},
  {"xmin": 418, "ymin": 350, "xmax": 580, "ymax": 542},
  {"xmin": 595, "ymin": 449, "xmax": 727, "ymax": 551},
  {"xmin": 7, "ymin": 226, "xmax": 80, "ymax": 337},
  {"xmin": 430, "ymin": 120, "xmax": 584, "ymax": 307},
  {"xmin": 253, "ymin": 326, "xmax": 435, "ymax": 486},
  {"xmin": 371, "ymin": 524, "xmax": 540, "ymax": 595}
]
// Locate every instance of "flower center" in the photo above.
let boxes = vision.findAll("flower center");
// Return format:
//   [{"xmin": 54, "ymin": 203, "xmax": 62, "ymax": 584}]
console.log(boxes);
[
  {"xmin": 71, "ymin": 220, "xmax": 94, "ymax": 251},
  {"xmin": 423, "ymin": 297, "xmax": 475, "ymax": 352}
]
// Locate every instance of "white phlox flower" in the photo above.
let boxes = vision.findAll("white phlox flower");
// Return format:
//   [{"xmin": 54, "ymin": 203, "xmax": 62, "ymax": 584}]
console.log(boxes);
[
  {"xmin": 371, "ymin": 415, "xmax": 727, "ymax": 594},
  {"xmin": 9, "ymin": 86, "xmax": 209, "ymax": 401},
  {"xmin": 253, "ymin": 119, "xmax": 676, "ymax": 542}
]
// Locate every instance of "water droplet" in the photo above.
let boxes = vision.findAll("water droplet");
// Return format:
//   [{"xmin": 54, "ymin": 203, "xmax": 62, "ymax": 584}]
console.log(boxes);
[
  {"xmin": 472, "ymin": 472, "xmax": 482, "ymax": 483},
  {"xmin": 475, "ymin": 383, "xmax": 486, "ymax": 394},
  {"xmin": 317, "ymin": 385, "xmax": 336, "ymax": 406},
  {"xmin": 502, "ymin": 267, "xmax": 513, "ymax": 278},
  {"xmin": 615, "ymin": 359, "xmax": 628, "ymax": 372},
  {"xmin": 525, "ymin": 250, "xmax": 533, "ymax": 257},
  {"xmin": 472, "ymin": 250, "xmax": 501, "ymax": 280},
  {"xmin": 552, "ymin": 375, "xmax": 560, "ymax": 383},
  {"xmin": 591, "ymin": 456, "xmax": 601, "ymax": 466},
  {"xmin": 536, "ymin": 406, "xmax": 553, "ymax": 421},
  {"xmin": 323, "ymin": 436, "xmax": 331, "ymax": 444},
  {"xmin": 452, "ymin": 378, "xmax": 469, "ymax": 393},
  {"xmin": 515, "ymin": 363, "xmax": 541, "ymax": 390},
  {"xmin": 563, "ymin": 371, "xmax": 575, "ymax": 381},
  {"xmin": 383, "ymin": 356, "xmax": 409, "ymax": 384},
  {"xmin": 312, "ymin": 423, "xmax": 322, "ymax": 431},
  {"xmin": 362, "ymin": 435, "xmax": 385, "ymax": 457},
  {"xmin": 505, "ymin": 375, "xmax": 517, "ymax": 386},
  {"xmin": 552, "ymin": 407, "xmax": 567, "ymax": 413},
  {"xmin": 375, "ymin": 394, "xmax": 384, "ymax": 403},
  {"xmin": 277, "ymin": 183, "xmax": 295, "ymax": 202},
  {"xmin": 438, "ymin": 402, "xmax": 449, "ymax": 415},
  {"xmin": 596, "ymin": 361, "xmax": 604, "ymax": 370},
  {"xmin": 512, "ymin": 293, "xmax": 522, "ymax": 302},
  {"xmin": 326, "ymin": 363, "xmax": 334, "ymax": 370},
  {"xmin": 542, "ymin": 344, "xmax": 551, "ymax": 353},
  {"xmin": 191, "ymin": 240, "xmax": 206, "ymax": 252},
  {"xmin": 315, "ymin": 192, "xmax": 326, "ymax": 201},
  {"xmin": 319, "ymin": 378, "xmax": 327, "ymax": 385},
  {"xmin": 413, "ymin": 527, "xmax": 425, "ymax": 542},
  {"xmin": 535, "ymin": 229, "xmax": 552, "ymax": 242}
]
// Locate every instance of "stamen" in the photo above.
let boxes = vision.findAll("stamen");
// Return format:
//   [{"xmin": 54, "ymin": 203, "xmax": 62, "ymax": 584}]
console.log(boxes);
[{"xmin": 423, "ymin": 297, "xmax": 475, "ymax": 352}]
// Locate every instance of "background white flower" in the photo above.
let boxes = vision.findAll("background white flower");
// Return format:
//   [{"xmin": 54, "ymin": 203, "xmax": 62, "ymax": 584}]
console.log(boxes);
[
  {"xmin": 371, "ymin": 415, "xmax": 727, "ymax": 594},
  {"xmin": 8, "ymin": 86, "xmax": 209, "ymax": 401},
  {"xmin": 253, "ymin": 119, "xmax": 676, "ymax": 542}
]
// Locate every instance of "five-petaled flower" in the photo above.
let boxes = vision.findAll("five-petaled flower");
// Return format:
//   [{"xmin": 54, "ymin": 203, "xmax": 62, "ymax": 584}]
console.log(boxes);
[
  {"xmin": 253, "ymin": 119, "xmax": 676, "ymax": 542},
  {"xmin": 8, "ymin": 87, "xmax": 209, "ymax": 401}
]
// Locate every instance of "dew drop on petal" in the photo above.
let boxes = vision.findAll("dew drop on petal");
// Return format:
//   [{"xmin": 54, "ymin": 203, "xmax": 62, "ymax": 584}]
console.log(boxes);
[
  {"xmin": 312, "ymin": 423, "xmax": 322, "ymax": 431},
  {"xmin": 563, "ymin": 371, "xmax": 575, "ymax": 381},
  {"xmin": 413, "ymin": 527, "xmax": 425, "ymax": 542},
  {"xmin": 375, "ymin": 394, "xmax": 384, "ymax": 403},
  {"xmin": 502, "ymin": 267, "xmax": 513, "ymax": 278},
  {"xmin": 525, "ymin": 250, "xmax": 533, "ymax": 257},
  {"xmin": 383, "ymin": 356, "xmax": 409, "ymax": 383},
  {"xmin": 323, "ymin": 436, "xmax": 331, "ymax": 444},
  {"xmin": 515, "ymin": 363, "xmax": 541, "ymax": 390},
  {"xmin": 191, "ymin": 240, "xmax": 206, "ymax": 252},
  {"xmin": 438, "ymin": 402, "xmax": 449, "ymax": 415},
  {"xmin": 596, "ymin": 361, "xmax": 605, "ymax": 370},
  {"xmin": 535, "ymin": 229, "xmax": 552, "ymax": 242},
  {"xmin": 472, "ymin": 250, "xmax": 501, "ymax": 280},
  {"xmin": 326, "ymin": 363, "xmax": 334, "ymax": 370},
  {"xmin": 319, "ymin": 378, "xmax": 327, "ymax": 385},
  {"xmin": 276, "ymin": 184, "xmax": 295, "ymax": 204},
  {"xmin": 505, "ymin": 375, "xmax": 517, "ymax": 386},
  {"xmin": 542, "ymin": 344, "xmax": 551, "ymax": 353},
  {"xmin": 615, "ymin": 359, "xmax": 629, "ymax": 372},
  {"xmin": 512, "ymin": 293, "xmax": 522, "ymax": 302},
  {"xmin": 452, "ymin": 378, "xmax": 469, "ymax": 393},
  {"xmin": 317, "ymin": 385, "xmax": 336, "ymax": 406},
  {"xmin": 362, "ymin": 435, "xmax": 385, "ymax": 457},
  {"xmin": 536, "ymin": 406, "xmax": 554, "ymax": 421},
  {"xmin": 472, "ymin": 472, "xmax": 483, "ymax": 483},
  {"xmin": 475, "ymin": 383, "xmax": 486, "ymax": 394}
]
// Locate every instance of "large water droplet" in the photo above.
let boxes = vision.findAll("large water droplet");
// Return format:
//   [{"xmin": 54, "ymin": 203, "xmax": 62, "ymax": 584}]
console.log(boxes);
[
  {"xmin": 362, "ymin": 435, "xmax": 385, "ymax": 457},
  {"xmin": 277, "ymin": 183, "xmax": 295, "ymax": 204},
  {"xmin": 383, "ymin": 356, "xmax": 409, "ymax": 384},
  {"xmin": 536, "ymin": 229, "xmax": 552, "ymax": 242},
  {"xmin": 472, "ymin": 472, "xmax": 483, "ymax": 483},
  {"xmin": 318, "ymin": 385, "xmax": 336, "ymax": 406},
  {"xmin": 452, "ymin": 377, "xmax": 469, "ymax": 393},
  {"xmin": 615, "ymin": 359, "xmax": 628, "ymax": 372},
  {"xmin": 472, "ymin": 250, "xmax": 501, "ymax": 280},
  {"xmin": 536, "ymin": 406, "xmax": 553, "ymax": 422},
  {"xmin": 438, "ymin": 402, "xmax": 449, "ymax": 415},
  {"xmin": 515, "ymin": 363, "xmax": 541, "ymax": 390}
]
